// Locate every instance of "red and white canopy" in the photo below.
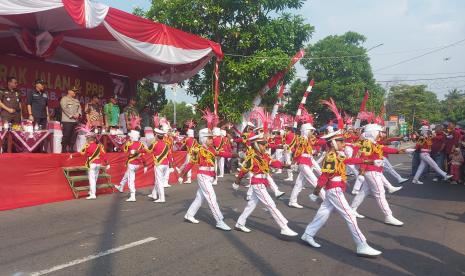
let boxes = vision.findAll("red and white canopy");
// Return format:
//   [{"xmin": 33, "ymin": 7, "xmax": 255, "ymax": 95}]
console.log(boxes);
[{"xmin": 0, "ymin": 0, "xmax": 223, "ymax": 83}]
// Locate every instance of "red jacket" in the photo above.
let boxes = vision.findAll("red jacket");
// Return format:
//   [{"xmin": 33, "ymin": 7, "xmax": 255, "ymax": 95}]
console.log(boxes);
[
  {"xmin": 123, "ymin": 141, "xmax": 147, "ymax": 166},
  {"xmin": 81, "ymin": 142, "xmax": 107, "ymax": 167},
  {"xmin": 150, "ymin": 140, "xmax": 172, "ymax": 166},
  {"xmin": 238, "ymin": 151, "xmax": 282, "ymax": 186}
]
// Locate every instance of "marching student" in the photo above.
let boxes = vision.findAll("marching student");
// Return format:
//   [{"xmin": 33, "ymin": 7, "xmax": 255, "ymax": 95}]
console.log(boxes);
[
  {"xmin": 301, "ymin": 131, "xmax": 382, "ymax": 258},
  {"xmin": 234, "ymin": 133, "xmax": 298, "ymax": 237},
  {"xmin": 148, "ymin": 128, "xmax": 173, "ymax": 203}
]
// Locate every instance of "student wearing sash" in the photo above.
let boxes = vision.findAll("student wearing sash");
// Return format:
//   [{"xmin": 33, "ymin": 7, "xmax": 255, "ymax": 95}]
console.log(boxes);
[
  {"xmin": 115, "ymin": 129, "xmax": 148, "ymax": 202},
  {"xmin": 148, "ymin": 128, "xmax": 173, "ymax": 203},
  {"xmin": 70, "ymin": 132, "xmax": 109, "ymax": 200}
]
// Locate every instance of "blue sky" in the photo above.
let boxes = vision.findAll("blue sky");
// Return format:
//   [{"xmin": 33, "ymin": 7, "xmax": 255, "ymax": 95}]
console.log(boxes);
[{"xmin": 100, "ymin": 0, "xmax": 465, "ymax": 101}]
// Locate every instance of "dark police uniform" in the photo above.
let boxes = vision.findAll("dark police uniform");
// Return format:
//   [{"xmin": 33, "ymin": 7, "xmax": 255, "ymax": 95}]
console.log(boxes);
[
  {"xmin": 26, "ymin": 89, "xmax": 48, "ymax": 129},
  {"xmin": 0, "ymin": 88, "xmax": 21, "ymax": 124}
]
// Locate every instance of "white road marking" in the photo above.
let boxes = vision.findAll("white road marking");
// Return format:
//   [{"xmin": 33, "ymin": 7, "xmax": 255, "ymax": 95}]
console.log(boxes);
[{"xmin": 30, "ymin": 237, "xmax": 158, "ymax": 276}]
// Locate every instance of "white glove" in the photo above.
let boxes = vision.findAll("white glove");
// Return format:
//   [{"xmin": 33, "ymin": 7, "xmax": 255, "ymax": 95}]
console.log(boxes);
[
  {"xmin": 178, "ymin": 177, "xmax": 183, "ymax": 185},
  {"xmin": 232, "ymin": 183, "xmax": 239, "ymax": 190},
  {"xmin": 238, "ymin": 151, "xmax": 245, "ymax": 159},
  {"xmin": 291, "ymin": 164, "xmax": 299, "ymax": 172},
  {"xmin": 143, "ymin": 167, "xmax": 148, "ymax": 174},
  {"xmin": 309, "ymin": 194, "xmax": 318, "ymax": 202},
  {"xmin": 405, "ymin": 148, "xmax": 416, "ymax": 153},
  {"xmin": 374, "ymin": 160, "xmax": 384, "ymax": 167},
  {"xmin": 106, "ymin": 164, "xmax": 111, "ymax": 170},
  {"xmin": 130, "ymin": 149, "xmax": 136, "ymax": 154},
  {"xmin": 169, "ymin": 167, "xmax": 175, "ymax": 173}
]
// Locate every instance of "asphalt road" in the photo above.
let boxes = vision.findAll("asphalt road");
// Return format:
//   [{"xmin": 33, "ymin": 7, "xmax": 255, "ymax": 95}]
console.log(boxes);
[{"xmin": 1, "ymin": 154, "xmax": 464, "ymax": 276}]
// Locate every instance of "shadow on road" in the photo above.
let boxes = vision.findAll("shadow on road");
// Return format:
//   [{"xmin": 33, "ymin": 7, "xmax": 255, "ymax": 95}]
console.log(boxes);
[{"xmin": 371, "ymin": 231, "xmax": 465, "ymax": 276}]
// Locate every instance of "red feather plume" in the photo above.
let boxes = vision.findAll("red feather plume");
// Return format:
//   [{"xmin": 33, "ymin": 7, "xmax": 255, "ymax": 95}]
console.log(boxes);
[
  {"xmin": 201, "ymin": 108, "xmax": 218, "ymax": 130},
  {"xmin": 320, "ymin": 98, "xmax": 343, "ymax": 129}
]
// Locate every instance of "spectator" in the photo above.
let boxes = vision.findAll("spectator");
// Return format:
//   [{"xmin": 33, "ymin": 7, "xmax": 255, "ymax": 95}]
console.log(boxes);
[
  {"xmin": 140, "ymin": 105, "xmax": 152, "ymax": 130},
  {"xmin": 85, "ymin": 95, "xmax": 103, "ymax": 130},
  {"xmin": 123, "ymin": 98, "xmax": 139, "ymax": 131},
  {"xmin": 103, "ymin": 95, "xmax": 120, "ymax": 131},
  {"xmin": 0, "ymin": 76, "xmax": 22, "ymax": 124},
  {"xmin": 26, "ymin": 79, "xmax": 49, "ymax": 129},
  {"xmin": 449, "ymin": 147, "xmax": 463, "ymax": 184},
  {"xmin": 431, "ymin": 125, "xmax": 446, "ymax": 182},
  {"xmin": 60, "ymin": 86, "xmax": 82, "ymax": 153}
]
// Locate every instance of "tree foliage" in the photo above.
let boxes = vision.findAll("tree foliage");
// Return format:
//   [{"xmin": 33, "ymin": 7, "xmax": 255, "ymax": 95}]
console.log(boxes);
[
  {"xmin": 440, "ymin": 89, "xmax": 465, "ymax": 123},
  {"xmin": 159, "ymin": 101, "xmax": 201, "ymax": 129},
  {"xmin": 286, "ymin": 32, "xmax": 385, "ymax": 125},
  {"xmin": 135, "ymin": 80, "xmax": 168, "ymax": 113},
  {"xmin": 138, "ymin": 0, "xmax": 314, "ymax": 122},
  {"xmin": 386, "ymin": 84, "xmax": 442, "ymax": 129}
]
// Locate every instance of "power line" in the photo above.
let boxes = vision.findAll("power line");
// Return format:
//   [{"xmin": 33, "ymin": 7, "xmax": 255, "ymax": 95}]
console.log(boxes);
[
  {"xmin": 376, "ymin": 71, "xmax": 465, "ymax": 76},
  {"xmin": 376, "ymin": 75, "xmax": 465, "ymax": 82},
  {"xmin": 374, "ymin": 37, "xmax": 465, "ymax": 72}
]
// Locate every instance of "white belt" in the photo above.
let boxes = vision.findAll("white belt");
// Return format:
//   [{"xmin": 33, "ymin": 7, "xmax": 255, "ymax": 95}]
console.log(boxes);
[
  {"xmin": 199, "ymin": 166, "xmax": 215, "ymax": 171},
  {"xmin": 301, "ymin": 153, "xmax": 312, "ymax": 158},
  {"xmin": 252, "ymin": 174, "xmax": 267, "ymax": 179},
  {"xmin": 330, "ymin": 176, "xmax": 342, "ymax": 182},
  {"xmin": 421, "ymin": 149, "xmax": 431, "ymax": 153}
]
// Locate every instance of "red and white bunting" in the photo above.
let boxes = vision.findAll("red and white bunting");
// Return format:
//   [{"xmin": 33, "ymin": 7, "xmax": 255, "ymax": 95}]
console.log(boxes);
[{"xmin": 293, "ymin": 79, "xmax": 315, "ymax": 128}]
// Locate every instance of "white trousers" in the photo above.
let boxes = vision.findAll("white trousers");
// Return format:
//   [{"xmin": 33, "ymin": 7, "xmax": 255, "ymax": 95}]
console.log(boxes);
[
  {"xmin": 351, "ymin": 171, "xmax": 393, "ymax": 218},
  {"xmin": 274, "ymin": 148, "xmax": 284, "ymax": 162},
  {"xmin": 186, "ymin": 174, "xmax": 224, "ymax": 223},
  {"xmin": 290, "ymin": 164, "xmax": 324, "ymax": 204},
  {"xmin": 237, "ymin": 184, "xmax": 288, "ymax": 228},
  {"xmin": 305, "ymin": 187, "xmax": 367, "ymax": 246},
  {"xmin": 216, "ymin": 156, "xmax": 224, "ymax": 177},
  {"xmin": 246, "ymin": 174, "xmax": 281, "ymax": 198},
  {"xmin": 88, "ymin": 163, "xmax": 101, "ymax": 196},
  {"xmin": 383, "ymin": 157, "xmax": 403, "ymax": 182},
  {"xmin": 353, "ymin": 175, "xmax": 365, "ymax": 192},
  {"xmin": 120, "ymin": 164, "xmax": 139, "ymax": 193},
  {"xmin": 311, "ymin": 156, "xmax": 322, "ymax": 176},
  {"xmin": 152, "ymin": 165, "xmax": 169, "ymax": 201},
  {"xmin": 284, "ymin": 150, "xmax": 293, "ymax": 178},
  {"xmin": 413, "ymin": 152, "xmax": 447, "ymax": 180}
]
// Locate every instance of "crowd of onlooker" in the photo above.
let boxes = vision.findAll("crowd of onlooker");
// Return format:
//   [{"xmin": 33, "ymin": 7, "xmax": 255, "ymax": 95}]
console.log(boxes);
[
  {"xmin": 0, "ymin": 76, "xmax": 154, "ymax": 153},
  {"xmin": 411, "ymin": 121, "xmax": 465, "ymax": 185}
]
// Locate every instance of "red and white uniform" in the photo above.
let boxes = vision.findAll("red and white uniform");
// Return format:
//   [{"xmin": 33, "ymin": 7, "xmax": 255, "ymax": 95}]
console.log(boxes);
[
  {"xmin": 149, "ymin": 139, "xmax": 173, "ymax": 201},
  {"xmin": 237, "ymin": 151, "xmax": 290, "ymax": 229},
  {"xmin": 183, "ymin": 144, "xmax": 232, "ymax": 223},
  {"xmin": 119, "ymin": 141, "xmax": 147, "ymax": 194},
  {"xmin": 80, "ymin": 142, "xmax": 107, "ymax": 197},
  {"xmin": 351, "ymin": 139, "xmax": 399, "ymax": 218},
  {"xmin": 305, "ymin": 151, "xmax": 368, "ymax": 246},
  {"xmin": 413, "ymin": 136, "xmax": 448, "ymax": 181}
]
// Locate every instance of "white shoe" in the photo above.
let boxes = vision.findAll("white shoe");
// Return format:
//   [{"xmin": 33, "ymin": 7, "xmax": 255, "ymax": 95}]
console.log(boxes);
[
  {"xmin": 244, "ymin": 184, "xmax": 250, "ymax": 188},
  {"xmin": 115, "ymin": 185, "xmax": 124, "ymax": 193},
  {"xmin": 184, "ymin": 215, "xmax": 199, "ymax": 224},
  {"xmin": 352, "ymin": 189, "xmax": 359, "ymax": 195},
  {"xmin": 384, "ymin": 215, "xmax": 404, "ymax": 226},
  {"xmin": 164, "ymin": 184, "xmax": 172, "ymax": 188},
  {"xmin": 216, "ymin": 221, "xmax": 231, "ymax": 231},
  {"xmin": 289, "ymin": 202, "xmax": 303, "ymax": 209},
  {"xmin": 353, "ymin": 209, "xmax": 365, "ymax": 219},
  {"xmin": 276, "ymin": 169, "xmax": 282, "ymax": 174},
  {"xmin": 275, "ymin": 191, "xmax": 285, "ymax": 198},
  {"xmin": 388, "ymin": 186, "xmax": 403, "ymax": 194},
  {"xmin": 154, "ymin": 199, "xmax": 166, "ymax": 203},
  {"xmin": 301, "ymin": 233, "xmax": 321, "ymax": 248},
  {"xmin": 432, "ymin": 177, "xmax": 438, "ymax": 182},
  {"xmin": 147, "ymin": 194, "xmax": 154, "ymax": 199},
  {"xmin": 86, "ymin": 195, "xmax": 96, "ymax": 200},
  {"xmin": 218, "ymin": 175, "xmax": 224, "ymax": 178},
  {"xmin": 284, "ymin": 177, "xmax": 293, "ymax": 182},
  {"xmin": 183, "ymin": 179, "xmax": 192, "ymax": 184},
  {"xmin": 412, "ymin": 179, "xmax": 424, "ymax": 185},
  {"xmin": 213, "ymin": 180, "xmax": 218, "ymax": 186},
  {"xmin": 126, "ymin": 194, "xmax": 136, "ymax": 202},
  {"xmin": 356, "ymin": 242, "xmax": 382, "ymax": 257},
  {"xmin": 245, "ymin": 195, "xmax": 251, "ymax": 201},
  {"xmin": 398, "ymin": 177, "xmax": 409, "ymax": 184},
  {"xmin": 280, "ymin": 226, "xmax": 298, "ymax": 237},
  {"xmin": 235, "ymin": 223, "xmax": 251, "ymax": 233},
  {"xmin": 444, "ymin": 174, "xmax": 453, "ymax": 181}
]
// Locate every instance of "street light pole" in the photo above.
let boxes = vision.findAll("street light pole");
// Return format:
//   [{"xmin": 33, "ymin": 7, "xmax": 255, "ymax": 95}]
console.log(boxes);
[{"xmin": 172, "ymin": 84, "xmax": 177, "ymax": 126}]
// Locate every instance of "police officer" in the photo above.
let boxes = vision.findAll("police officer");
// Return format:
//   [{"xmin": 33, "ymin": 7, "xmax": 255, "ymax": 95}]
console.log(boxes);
[
  {"xmin": 0, "ymin": 76, "xmax": 22, "ymax": 124},
  {"xmin": 60, "ymin": 86, "xmax": 82, "ymax": 153},
  {"xmin": 26, "ymin": 79, "xmax": 49, "ymax": 129}
]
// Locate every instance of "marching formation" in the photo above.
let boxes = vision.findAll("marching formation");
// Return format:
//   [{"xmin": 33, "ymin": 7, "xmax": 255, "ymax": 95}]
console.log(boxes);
[{"xmin": 70, "ymin": 90, "xmax": 451, "ymax": 259}]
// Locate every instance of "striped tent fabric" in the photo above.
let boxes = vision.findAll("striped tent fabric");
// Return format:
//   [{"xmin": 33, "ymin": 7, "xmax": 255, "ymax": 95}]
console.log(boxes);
[{"xmin": 0, "ymin": 0, "xmax": 223, "ymax": 83}]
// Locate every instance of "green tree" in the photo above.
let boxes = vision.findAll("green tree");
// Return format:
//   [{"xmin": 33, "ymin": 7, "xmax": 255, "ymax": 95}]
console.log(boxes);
[
  {"xmin": 386, "ymin": 84, "xmax": 442, "ymax": 129},
  {"xmin": 138, "ymin": 0, "xmax": 314, "ymax": 122},
  {"xmin": 159, "ymin": 101, "xmax": 201, "ymax": 129},
  {"xmin": 286, "ymin": 32, "xmax": 385, "ymax": 125},
  {"xmin": 440, "ymin": 89, "xmax": 465, "ymax": 123},
  {"xmin": 135, "ymin": 80, "xmax": 168, "ymax": 113}
]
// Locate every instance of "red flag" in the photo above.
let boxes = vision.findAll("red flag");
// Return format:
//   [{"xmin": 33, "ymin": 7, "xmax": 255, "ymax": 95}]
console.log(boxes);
[{"xmin": 359, "ymin": 90, "xmax": 369, "ymax": 112}]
